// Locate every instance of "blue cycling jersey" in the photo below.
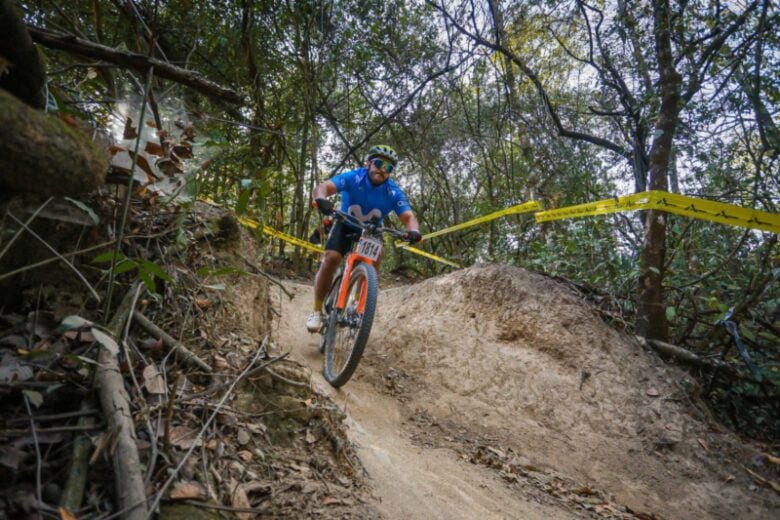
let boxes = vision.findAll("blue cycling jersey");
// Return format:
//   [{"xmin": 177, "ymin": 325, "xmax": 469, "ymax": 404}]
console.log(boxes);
[{"xmin": 330, "ymin": 167, "xmax": 412, "ymax": 225}]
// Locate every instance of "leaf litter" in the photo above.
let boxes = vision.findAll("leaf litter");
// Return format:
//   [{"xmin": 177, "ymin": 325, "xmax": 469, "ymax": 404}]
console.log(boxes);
[{"xmin": 0, "ymin": 184, "xmax": 377, "ymax": 518}]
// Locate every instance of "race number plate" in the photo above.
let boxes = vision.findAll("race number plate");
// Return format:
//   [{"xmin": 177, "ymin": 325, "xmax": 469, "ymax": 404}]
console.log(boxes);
[{"xmin": 356, "ymin": 235, "xmax": 383, "ymax": 261}]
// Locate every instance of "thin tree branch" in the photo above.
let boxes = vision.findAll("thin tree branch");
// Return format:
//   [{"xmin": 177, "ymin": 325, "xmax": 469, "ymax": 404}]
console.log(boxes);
[
  {"xmin": 26, "ymin": 26, "xmax": 244, "ymax": 105},
  {"xmin": 0, "ymin": 197, "xmax": 53, "ymax": 262},
  {"xmin": 0, "ymin": 238, "xmax": 116, "ymax": 282},
  {"xmin": 326, "ymin": 57, "xmax": 464, "ymax": 175},
  {"xmin": 23, "ymin": 394, "xmax": 43, "ymax": 513},
  {"xmin": 429, "ymin": 1, "xmax": 630, "ymax": 160},
  {"xmin": 680, "ymin": 0, "xmax": 760, "ymax": 104}
]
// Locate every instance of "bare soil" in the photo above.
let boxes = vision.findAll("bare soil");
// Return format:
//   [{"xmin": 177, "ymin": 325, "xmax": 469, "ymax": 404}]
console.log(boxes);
[{"xmin": 269, "ymin": 264, "xmax": 779, "ymax": 519}]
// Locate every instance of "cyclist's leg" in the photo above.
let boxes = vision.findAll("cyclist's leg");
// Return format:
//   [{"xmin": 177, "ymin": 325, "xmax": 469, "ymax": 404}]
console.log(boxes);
[
  {"xmin": 313, "ymin": 221, "xmax": 357, "ymax": 309},
  {"xmin": 308, "ymin": 249, "xmax": 341, "ymax": 331},
  {"xmin": 314, "ymin": 250, "xmax": 342, "ymax": 305}
]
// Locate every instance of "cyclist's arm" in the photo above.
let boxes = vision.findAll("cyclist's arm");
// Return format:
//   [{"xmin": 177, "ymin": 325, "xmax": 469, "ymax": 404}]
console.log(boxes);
[
  {"xmin": 312, "ymin": 180, "xmax": 337, "ymax": 200},
  {"xmin": 398, "ymin": 210, "xmax": 419, "ymax": 232}
]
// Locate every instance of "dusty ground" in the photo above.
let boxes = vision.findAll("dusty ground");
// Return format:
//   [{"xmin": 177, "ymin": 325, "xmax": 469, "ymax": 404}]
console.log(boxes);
[{"xmin": 269, "ymin": 264, "xmax": 779, "ymax": 519}]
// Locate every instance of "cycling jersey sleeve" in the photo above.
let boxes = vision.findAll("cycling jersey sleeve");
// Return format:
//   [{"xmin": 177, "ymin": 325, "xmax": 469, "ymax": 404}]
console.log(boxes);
[
  {"xmin": 330, "ymin": 169, "xmax": 359, "ymax": 193},
  {"xmin": 392, "ymin": 187, "xmax": 412, "ymax": 216}
]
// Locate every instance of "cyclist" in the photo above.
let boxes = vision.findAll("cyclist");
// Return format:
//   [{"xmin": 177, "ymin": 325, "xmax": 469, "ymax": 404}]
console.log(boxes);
[{"xmin": 306, "ymin": 144, "xmax": 422, "ymax": 332}]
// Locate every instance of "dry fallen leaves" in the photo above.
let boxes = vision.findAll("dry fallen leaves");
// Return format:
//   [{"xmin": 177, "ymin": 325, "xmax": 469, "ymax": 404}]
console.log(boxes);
[
  {"xmin": 213, "ymin": 354, "xmax": 229, "ymax": 369},
  {"xmin": 230, "ymin": 481, "xmax": 252, "ymax": 520},
  {"xmin": 237, "ymin": 429, "xmax": 251, "ymax": 446},
  {"xmin": 58, "ymin": 507, "xmax": 77, "ymax": 520},
  {"xmin": 169, "ymin": 425, "xmax": 203, "ymax": 449},
  {"xmin": 142, "ymin": 364, "xmax": 166, "ymax": 394},
  {"xmin": 238, "ymin": 450, "xmax": 253, "ymax": 463},
  {"xmin": 169, "ymin": 481, "xmax": 208, "ymax": 501},
  {"xmin": 246, "ymin": 422, "xmax": 267, "ymax": 435}
]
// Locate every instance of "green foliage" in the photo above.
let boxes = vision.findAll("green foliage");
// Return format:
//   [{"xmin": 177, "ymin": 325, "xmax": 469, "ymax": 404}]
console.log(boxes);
[
  {"xmin": 235, "ymin": 189, "xmax": 252, "ymax": 216},
  {"xmin": 92, "ymin": 251, "xmax": 173, "ymax": 295}
]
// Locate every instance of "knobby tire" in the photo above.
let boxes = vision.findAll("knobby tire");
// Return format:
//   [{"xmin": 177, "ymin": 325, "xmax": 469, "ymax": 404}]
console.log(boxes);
[
  {"xmin": 323, "ymin": 262, "xmax": 378, "ymax": 387},
  {"xmin": 319, "ymin": 273, "xmax": 342, "ymax": 354}
]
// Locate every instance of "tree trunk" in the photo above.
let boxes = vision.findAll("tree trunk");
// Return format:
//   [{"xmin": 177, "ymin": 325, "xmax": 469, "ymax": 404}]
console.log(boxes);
[
  {"xmin": 637, "ymin": 0, "xmax": 682, "ymax": 341},
  {"xmin": 0, "ymin": 0, "xmax": 46, "ymax": 109},
  {"xmin": 293, "ymin": 107, "xmax": 310, "ymax": 272},
  {"xmin": 0, "ymin": 88, "xmax": 108, "ymax": 197}
]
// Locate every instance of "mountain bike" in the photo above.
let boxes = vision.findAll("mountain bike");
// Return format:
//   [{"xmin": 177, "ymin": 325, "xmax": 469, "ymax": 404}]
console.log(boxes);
[{"xmin": 318, "ymin": 209, "xmax": 412, "ymax": 387}]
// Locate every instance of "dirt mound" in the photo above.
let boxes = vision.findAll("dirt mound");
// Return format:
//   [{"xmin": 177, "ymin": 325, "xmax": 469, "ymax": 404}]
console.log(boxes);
[{"xmin": 361, "ymin": 264, "xmax": 777, "ymax": 519}]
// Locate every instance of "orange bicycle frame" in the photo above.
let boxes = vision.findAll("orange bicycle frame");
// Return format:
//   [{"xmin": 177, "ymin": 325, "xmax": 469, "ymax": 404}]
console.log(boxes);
[{"xmin": 335, "ymin": 252, "xmax": 376, "ymax": 313}]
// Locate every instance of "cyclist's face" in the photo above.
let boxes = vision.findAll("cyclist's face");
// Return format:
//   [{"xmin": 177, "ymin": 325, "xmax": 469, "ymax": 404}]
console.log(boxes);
[{"xmin": 367, "ymin": 157, "xmax": 393, "ymax": 185}]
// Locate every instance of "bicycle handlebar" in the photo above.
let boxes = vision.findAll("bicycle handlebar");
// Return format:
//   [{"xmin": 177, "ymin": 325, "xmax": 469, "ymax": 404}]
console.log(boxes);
[{"xmin": 330, "ymin": 208, "xmax": 410, "ymax": 240}]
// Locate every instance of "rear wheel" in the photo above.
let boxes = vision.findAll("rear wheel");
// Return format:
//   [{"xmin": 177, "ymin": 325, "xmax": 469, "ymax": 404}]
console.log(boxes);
[{"xmin": 323, "ymin": 262, "xmax": 378, "ymax": 387}]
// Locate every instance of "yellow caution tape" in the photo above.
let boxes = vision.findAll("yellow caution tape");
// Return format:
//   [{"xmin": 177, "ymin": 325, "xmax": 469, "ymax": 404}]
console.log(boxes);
[
  {"xmin": 261, "ymin": 225, "xmax": 326, "ymax": 254},
  {"xmin": 235, "ymin": 215, "xmax": 257, "ymax": 229},
  {"xmin": 536, "ymin": 191, "xmax": 780, "ymax": 234},
  {"xmin": 238, "ymin": 215, "xmax": 459, "ymax": 266},
  {"xmin": 401, "ymin": 245, "xmax": 461, "ymax": 268},
  {"xmin": 420, "ymin": 200, "xmax": 542, "ymax": 241},
  {"xmin": 215, "ymin": 193, "xmax": 779, "ymax": 273},
  {"xmin": 535, "ymin": 193, "xmax": 649, "ymax": 221},
  {"xmin": 237, "ymin": 216, "xmax": 324, "ymax": 254},
  {"xmin": 651, "ymin": 192, "xmax": 780, "ymax": 233},
  {"xmin": 391, "ymin": 200, "xmax": 540, "ymax": 265}
]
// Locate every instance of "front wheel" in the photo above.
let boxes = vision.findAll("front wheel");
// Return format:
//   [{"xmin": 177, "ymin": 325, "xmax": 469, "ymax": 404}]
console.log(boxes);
[
  {"xmin": 319, "ymin": 273, "xmax": 342, "ymax": 354},
  {"xmin": 322, "ymin": 262, "xmax": 378, "ymax": 387}
]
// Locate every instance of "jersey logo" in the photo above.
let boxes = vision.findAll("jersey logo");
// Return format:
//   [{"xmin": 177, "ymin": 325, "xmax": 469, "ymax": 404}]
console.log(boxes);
[{"xmin": 348, "ymin": 205, "xmax": 382, "ymax": 222}]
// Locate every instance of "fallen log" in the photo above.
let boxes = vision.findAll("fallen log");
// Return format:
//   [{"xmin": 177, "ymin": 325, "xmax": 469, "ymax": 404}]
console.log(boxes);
[
  {"xmin": 132, "ymin": 310, "xmax": 213, "ymax": 373},
  {"xmin": 59, "ymin": 402, "xmax": 96, "ymax": 512},
  {"xmin": 636, "ymin": 335, "xmax": 753, "ymax": 380},
  {"xmin": 636, "ymin": 336, "xmax": 720, "ymax": 367},
  {"xmin": 26, "ymin": 26, "xmax": 244, "ymax": 105},
  {"xmin": 0, "ymin": 88, "xmax": 108, "ymax": 196},
  {"xmin": 95, "ymin": 283, "xmax": 149, "ymax": 519}
]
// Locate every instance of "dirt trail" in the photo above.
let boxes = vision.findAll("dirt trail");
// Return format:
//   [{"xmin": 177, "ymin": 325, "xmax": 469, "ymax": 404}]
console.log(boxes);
[
  {"xmin": 270, "ymin": 266, "xmax": 778, "ymax": 519},
  {"xmin": 272, "ymin": 281, "xmax": 577, "ymax": 519}
]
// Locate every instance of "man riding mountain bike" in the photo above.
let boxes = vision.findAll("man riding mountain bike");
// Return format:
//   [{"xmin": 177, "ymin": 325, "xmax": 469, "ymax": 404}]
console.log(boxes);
[{"xmin": 307, "ymin": 144, "xmax": 422, "ymax": 332}]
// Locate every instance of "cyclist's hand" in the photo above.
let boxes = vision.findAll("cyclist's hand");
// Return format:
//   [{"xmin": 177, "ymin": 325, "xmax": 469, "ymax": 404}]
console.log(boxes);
[
  {"xmin": 314, "ymin": 198, "xmax": 334, "ymax": 215},
  {"xmin": 405, "ymin": 229, "xmax": 422, "ymax": 244}
]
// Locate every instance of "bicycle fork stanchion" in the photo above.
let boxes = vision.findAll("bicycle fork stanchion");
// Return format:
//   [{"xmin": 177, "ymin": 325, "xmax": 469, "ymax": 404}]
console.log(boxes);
[{"xmin": 336, "ymin": 253, "xmax": 360, "ymax": 310}]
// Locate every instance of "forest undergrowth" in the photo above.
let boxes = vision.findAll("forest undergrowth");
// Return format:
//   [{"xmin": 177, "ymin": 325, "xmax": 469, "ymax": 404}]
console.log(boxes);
[{"xmin": 0, "ymin": 193, "xmax": 378, "ymax": 519}]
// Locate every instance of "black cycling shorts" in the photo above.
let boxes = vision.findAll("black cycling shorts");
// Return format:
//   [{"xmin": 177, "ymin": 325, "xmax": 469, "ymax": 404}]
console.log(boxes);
[{"xmin": 324, "ymin": 221, "xmax": 362, "ymax": 256}]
